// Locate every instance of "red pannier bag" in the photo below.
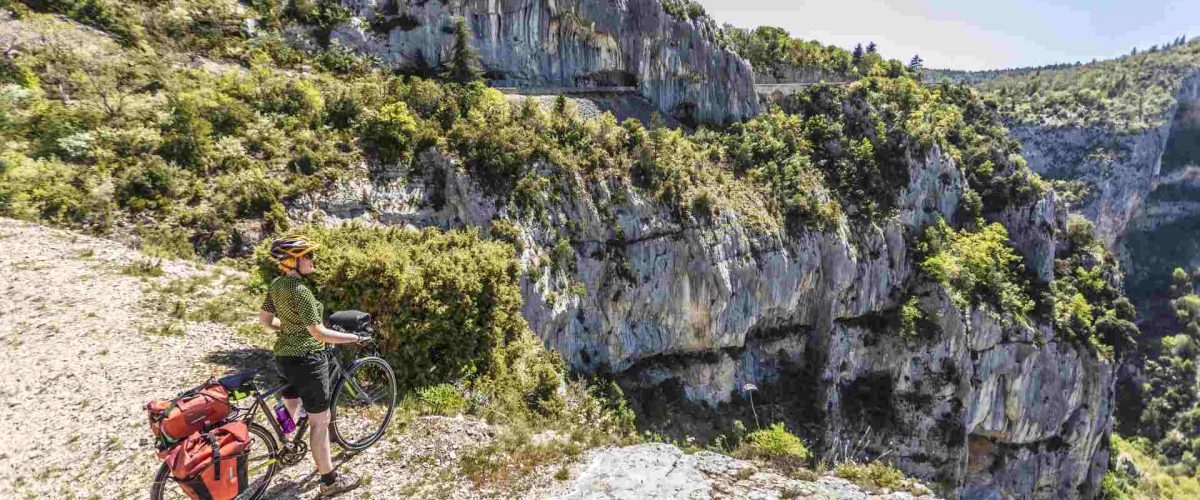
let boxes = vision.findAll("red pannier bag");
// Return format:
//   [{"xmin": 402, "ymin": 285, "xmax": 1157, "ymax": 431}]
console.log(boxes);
[
  {"xmin": 146, "ymin": 382, "xmax": 231, "ymax": 450},
  {"xmin": 165, "ymin": 421, "xmax": 251, "ymax": 500}
]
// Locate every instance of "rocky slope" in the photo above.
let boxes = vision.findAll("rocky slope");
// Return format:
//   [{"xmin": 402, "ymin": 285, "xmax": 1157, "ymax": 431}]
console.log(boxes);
[
  {"xmin": 1009, "ymin": 70, "xmax": 1200, "ymax": 325},
  {"xmin": 324, "ymin": 0, "xmax": 758, "ymax": 125},
  {"xmin": 298, "ymin": 134, "xmax": 1115, "ymax": 497}
]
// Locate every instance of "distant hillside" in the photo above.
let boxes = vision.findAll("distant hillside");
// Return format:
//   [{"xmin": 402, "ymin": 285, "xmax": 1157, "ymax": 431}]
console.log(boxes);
[
  {"xmin": 969, "ymin": 38, "xmax": 1200, "ymax": 130},
  {"xmin": 923, "ymin": 63, "xmax": 1082, "ymax": 85}
]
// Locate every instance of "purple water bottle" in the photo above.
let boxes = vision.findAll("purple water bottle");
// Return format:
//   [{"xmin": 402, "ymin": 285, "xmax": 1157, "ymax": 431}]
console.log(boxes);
[{"xmin": 274, "ymin": 401, "xmax": 297, "ymax": 434}]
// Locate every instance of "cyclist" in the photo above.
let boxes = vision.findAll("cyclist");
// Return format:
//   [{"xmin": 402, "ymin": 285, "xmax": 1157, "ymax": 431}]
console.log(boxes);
[{"xmin": 259, "ymin": 236, "xmax": 365, "ymax": 497}]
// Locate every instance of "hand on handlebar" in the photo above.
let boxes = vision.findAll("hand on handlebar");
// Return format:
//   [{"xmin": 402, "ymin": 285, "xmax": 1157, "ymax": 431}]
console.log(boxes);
[{"xmin": 354, "ymin": 335, "xmax": 375, "ymax": 345}]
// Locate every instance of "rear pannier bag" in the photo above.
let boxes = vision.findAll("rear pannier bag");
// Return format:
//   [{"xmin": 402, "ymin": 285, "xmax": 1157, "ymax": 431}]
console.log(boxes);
[
  {"xmin": 165, "ymin": 421, "xmax": 251, "ymax": 500},
  {"xmin": 146, "ymin": 382, "xmax": 231, "ymax": 449}
]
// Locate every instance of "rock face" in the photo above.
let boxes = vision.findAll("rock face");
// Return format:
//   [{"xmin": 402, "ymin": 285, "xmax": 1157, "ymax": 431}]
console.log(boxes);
[
  {"xmin": 328, "ymin": 0, "xmax": 759, "ymax": 124},
  {"xmin": 297, "ymin": 135, "xmax": 1116, "ymax": 498},
  {"xmin": 1009, "ymin": 70, "xmax": 1200, "ymax": 320},
  {"xmin": 557, "ymin": 443, "xmax": 937, "ymax": 499}
]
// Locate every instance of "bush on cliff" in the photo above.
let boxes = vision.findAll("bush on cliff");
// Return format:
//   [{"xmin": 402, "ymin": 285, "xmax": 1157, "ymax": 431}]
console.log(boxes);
[
  {"xmin": 919, "ymin": 218, "xmax": 1034, "ymax": 319},
  {"xmin": 1048, "ymin": 216, "xmax": 1137, "ymax": 357}
]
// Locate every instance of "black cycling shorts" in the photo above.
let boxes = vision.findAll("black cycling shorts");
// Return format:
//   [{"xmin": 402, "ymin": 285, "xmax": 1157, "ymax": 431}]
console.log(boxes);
[{"xmin": 275, "ymin": 351, "xmax": 331, "ymax": 414}]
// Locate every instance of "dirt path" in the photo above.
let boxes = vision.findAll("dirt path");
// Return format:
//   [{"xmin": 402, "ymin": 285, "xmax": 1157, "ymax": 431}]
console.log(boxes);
[{"xmin": 0, "ymin": 219, "xmax": 575, "ymax": 499}]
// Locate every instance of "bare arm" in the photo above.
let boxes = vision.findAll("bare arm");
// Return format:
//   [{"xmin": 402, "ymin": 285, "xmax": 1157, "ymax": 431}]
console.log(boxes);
[
  {"xmin": 259, "ymin": 311, "xmax": 280, "ymax": 332},
  {"xmin": 305, "ymin": 324, "xmax": 362, "ymax": 344}
]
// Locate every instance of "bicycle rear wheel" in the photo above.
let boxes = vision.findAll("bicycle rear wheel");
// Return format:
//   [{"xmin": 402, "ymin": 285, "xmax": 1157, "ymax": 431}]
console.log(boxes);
[
  {"xmin": 330, "ymin": 356, "xmax": 397, "ymax": 450},
  {"xmin": 149, "ymin": 422, "xmax": 278, "ymax": 500}
]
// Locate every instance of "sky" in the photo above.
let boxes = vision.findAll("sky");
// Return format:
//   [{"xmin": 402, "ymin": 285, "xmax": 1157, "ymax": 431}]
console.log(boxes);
[{"xmin": 695, "ymin": 0, "xmax": 1200, "ymax": 70}]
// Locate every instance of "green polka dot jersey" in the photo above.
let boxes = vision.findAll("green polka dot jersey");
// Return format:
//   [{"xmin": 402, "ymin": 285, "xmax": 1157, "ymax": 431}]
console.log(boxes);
[{"xmin": 261, "ymin": 275, "xmax": 325, "ymax": 356}]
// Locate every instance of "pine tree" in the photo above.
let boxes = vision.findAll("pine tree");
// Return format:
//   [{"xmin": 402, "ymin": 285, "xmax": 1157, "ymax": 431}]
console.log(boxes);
[
  {"xmin": 866, "ymin": 41, "xmax": 877, "ymax": 54},
  {"xmin": 908, "ymin": 54, "xmax": 923, "ymax": 72},
  {"xmin": 445, "ymin": 16, "xmax": 482, "ymax": 84},
  {"xmin": 852, "ymin": 43, "xmax": 864, "ymax": 63}
]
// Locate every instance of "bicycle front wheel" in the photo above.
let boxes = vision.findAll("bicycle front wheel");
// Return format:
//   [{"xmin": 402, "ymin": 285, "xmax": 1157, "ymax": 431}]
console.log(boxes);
[
  {"xmin": 330, "ymin": 356, "xmax": 397, "ymax": 450},
  {"xmin": 148, "ymin": 422, "xmax": 278, "ymax": 500}
]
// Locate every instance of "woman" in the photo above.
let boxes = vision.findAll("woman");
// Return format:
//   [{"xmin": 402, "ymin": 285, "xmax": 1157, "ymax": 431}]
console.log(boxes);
[{"xmin": 259, "ymin": 236, "xmax": 365, "ymax": 497}]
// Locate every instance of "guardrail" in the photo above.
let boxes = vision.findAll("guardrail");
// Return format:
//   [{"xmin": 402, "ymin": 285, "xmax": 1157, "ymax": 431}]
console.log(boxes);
[{"xmin": 495, "ymin": 86, "xmax": 639, "ymax": 95}]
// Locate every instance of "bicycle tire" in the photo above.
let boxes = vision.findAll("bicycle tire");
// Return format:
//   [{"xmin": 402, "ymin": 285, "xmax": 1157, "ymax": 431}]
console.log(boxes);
[
  {"xmin": 330, "ymin": 356, "xmax": 397, "ymax": 450},
  {"xmin": 149, "ymin": 422, "xmax": 279, "ymax": 500}
]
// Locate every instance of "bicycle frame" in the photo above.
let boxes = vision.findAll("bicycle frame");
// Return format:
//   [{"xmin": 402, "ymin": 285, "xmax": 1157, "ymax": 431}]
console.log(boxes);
[{"xmin": 236, "ymin": 345, "xmax": 378, "ymax": 450}]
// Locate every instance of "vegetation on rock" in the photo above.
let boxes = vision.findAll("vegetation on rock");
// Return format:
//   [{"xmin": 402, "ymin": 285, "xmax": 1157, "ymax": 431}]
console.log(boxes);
[
  {"xmin": 723, "ymin": 25, "xmax": 910, "ymax": 81},
  {"xmin": 918, "ymin": 219, "xmax": 1033, "ymax": 320},
  {"xmin": 969, "ymin": 39, "xmax": 1200, "ymax": 130},
  {"xmin": 1103, "ymin": 434, "xmax": 1200, "ymax": 499},
  {"xmin": 834, "ymin": 461, "xmax": 930, "ymax": 496},
  {"xmin": 733, "ymin": 422, "xmax": 812, "ymax": 474},
  {"xmin": 1045, "ymin": 216, "xmax": 1138, "ymax": 357}
]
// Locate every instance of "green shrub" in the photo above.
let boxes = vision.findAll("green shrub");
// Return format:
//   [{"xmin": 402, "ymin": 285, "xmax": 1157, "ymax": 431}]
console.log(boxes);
[
  {"xmin": 22, "ymin": 0, "xmax": 143, "ymax": 45},
  {"xmin": 1108, "ymin": 434, "xmax": 1200, "ymax": 499},
  {"xmin": 0, "ymin": 152, "xmax": 114, "ymax": 227},
  {"xmin": 919, "ymin": 219, "xmax": 1033, "ymax": 319},
  {"xmin": 975, "ymin": 40, "xmax": 1200, "ymax": 131},
  {"xmin": 159, "ymin": 94, "xmax": 215, "ymax": 170},
  {"xmin": 742, "ymin": 423, "xmax": 811, "ymax": 460},
  {"xmin": 118, "ymin": 159, "xmax": 183, "ymax": 213},
  {"xmin": 359, "ymin": 101, "xmax": 423, "ymax": 165},
  {"xmin": 1047, "ymin": 215, "xmax": 1136, "ymax": 356},
  {"xmin": 488, "ymin": 219, "xmax": 524, "ymax": 252},
  {"xmin": 418, "ymin": 383, "xmax": 467, "ymax": 416},
  {"xmin": 733, "ymin": 423, "xmax": 811, "ymax": 475},
  {"xmin": 833, "ymin": 461, "xmax": 927, "ymax": 495},
  {"xmin": 721, "ymin": 25, "xmax": 899, "ymax": 80},
  {"xmin": 900, "ymin": 296, "xmax": 931, "ymax": 342}
]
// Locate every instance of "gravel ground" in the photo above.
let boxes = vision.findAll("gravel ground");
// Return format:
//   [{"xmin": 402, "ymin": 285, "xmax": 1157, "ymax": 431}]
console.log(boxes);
[{"xmin": 0, "ymin": 219, "xmax": 247, "ymax": 498}]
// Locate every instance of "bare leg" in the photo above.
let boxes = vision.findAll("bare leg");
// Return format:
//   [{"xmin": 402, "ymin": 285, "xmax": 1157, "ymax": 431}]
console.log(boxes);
[{"xmin": 308, "ymin": 410, "xmax": 334, "ymax": 475}]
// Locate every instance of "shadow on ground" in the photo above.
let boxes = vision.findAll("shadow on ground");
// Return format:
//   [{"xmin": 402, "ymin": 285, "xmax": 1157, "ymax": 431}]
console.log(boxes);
[
  {"xmin": 260, "ymin": 449, "xmax": 362, "ymax": 499},
  {"xmin": 204, "ymin": 347, "xmax": 284, "ymax": 386}
]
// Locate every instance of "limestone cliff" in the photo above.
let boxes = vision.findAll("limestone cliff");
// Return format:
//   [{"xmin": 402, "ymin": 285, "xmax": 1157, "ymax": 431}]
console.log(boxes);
[
  {"xmin": 294, "ymin": 136, "xmax": 1114, "ymax": 497},
  {"xmin": 1009, "ymin": 70, "xmax": 1200, "ymax": 324},
  {"xmin": 324, "ymin": 0, "xmax": 759, "ymax": 124}
]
